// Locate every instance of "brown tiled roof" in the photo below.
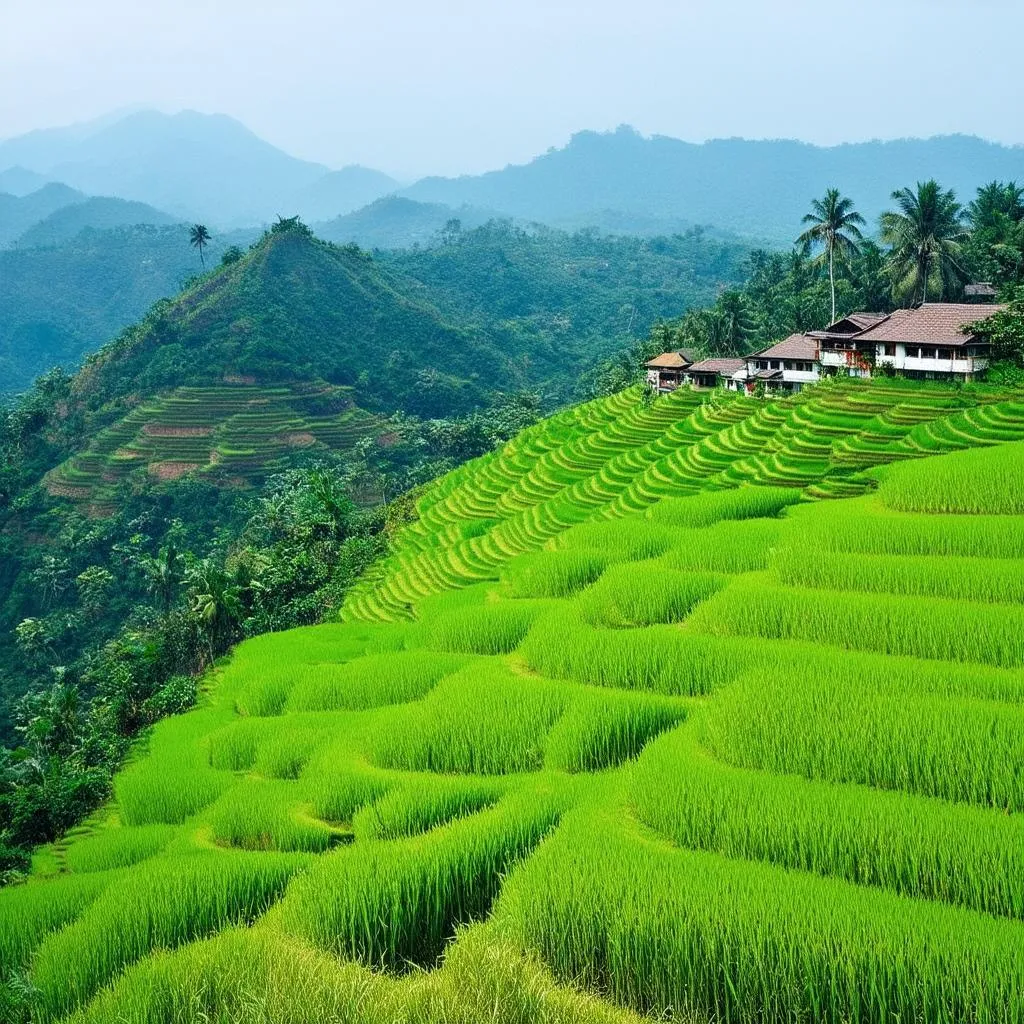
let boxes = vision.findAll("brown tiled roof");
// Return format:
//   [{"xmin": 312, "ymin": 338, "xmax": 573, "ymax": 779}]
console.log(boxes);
[
  {"xmin": 645, "ymin": 350, "xmax": 694, "ymax": 369},
  {"xmin": 856, "ymin": 303, "xmax": 1006, "ymax": 347},
  {"xmin": 810, "ymin": 312, "xmax": 888, "ymax": 340},
  {"xmin": 751, "ymin": 334, "xmax": 819, "ymax": 360},
  {"xmin": 687, "ymin": 357, "xmax": 745, "ymax": 375}
]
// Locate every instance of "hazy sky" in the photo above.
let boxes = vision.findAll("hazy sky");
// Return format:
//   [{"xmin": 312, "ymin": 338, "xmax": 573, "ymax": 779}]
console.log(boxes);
[{"xmin": 2, "ymin": 0, "xmax": 1022, "ymax": 179}]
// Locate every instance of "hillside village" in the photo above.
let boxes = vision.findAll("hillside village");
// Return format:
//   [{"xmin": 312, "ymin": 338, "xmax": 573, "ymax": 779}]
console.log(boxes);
[{"xmin": 646, "ymin": 299, "xmax": 1004, "ymax": 395}]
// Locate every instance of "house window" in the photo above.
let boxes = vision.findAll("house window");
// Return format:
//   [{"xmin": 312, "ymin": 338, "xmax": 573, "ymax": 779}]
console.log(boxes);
[{"xmin": 882, "ymin": 344, "xmax": 896, "ymax": 357}]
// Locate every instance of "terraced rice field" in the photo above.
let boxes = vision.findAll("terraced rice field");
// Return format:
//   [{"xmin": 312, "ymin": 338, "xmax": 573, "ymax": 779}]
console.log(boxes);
[
  {"xmin": 44, "ymin": 381, "xmax": 381, "ymax": 511},
  {"xmin": 7, "ymin": 377, "xmax": 1024, "ymax": 1023}
]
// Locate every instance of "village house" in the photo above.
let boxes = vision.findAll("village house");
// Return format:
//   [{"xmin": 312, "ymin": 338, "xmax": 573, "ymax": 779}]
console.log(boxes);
[
  {"xmin": 808, "ymin": 312, "xmax": 888, "ymax": 378},
  {"xmin": 743, "ymin": 334, "xmax": 821, "ymax": 393},
  {"xmin": 644, "ymin": 350, "xmax": 695, "ymax": 393},
  {"xmin": 643, "ymin": 301, "xmax": 1002, "ymax": 395},
  {"xmin": 686, "ymin": 357, "xmax": 747, "ymax": 390},
  {"xmin": 853, "ymin": 303, "xmax": 1002, "ymax": 381}
]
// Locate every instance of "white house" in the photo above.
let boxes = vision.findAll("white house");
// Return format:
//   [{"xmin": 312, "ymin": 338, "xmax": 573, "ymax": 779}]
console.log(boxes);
[
  {"xmin": 809, "ymin": 312, "xmax": 888, "ymax": 378},
  {"xmin": 853, "ymin": 303, "xmax": 1002, "ymax": 381},
  {"xmin": 744, "ymin": 334, "xmax": 821, "ymax": 393}
]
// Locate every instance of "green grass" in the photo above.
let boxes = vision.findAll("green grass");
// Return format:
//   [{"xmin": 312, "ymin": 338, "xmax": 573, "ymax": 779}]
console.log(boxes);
[
  {"xmin": 10, "ymin": 378, "xmax": 1024, "ymax": 1024},
  {"xmin": 880, "ymin": 440, "xmax": 1024, "ymax": 513}
]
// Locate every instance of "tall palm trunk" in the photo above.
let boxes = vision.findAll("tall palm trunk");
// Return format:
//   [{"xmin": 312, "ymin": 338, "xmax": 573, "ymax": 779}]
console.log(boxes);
[{"xmin": 828, "ymin": 242, "xmax": 836, "ymax": 322}]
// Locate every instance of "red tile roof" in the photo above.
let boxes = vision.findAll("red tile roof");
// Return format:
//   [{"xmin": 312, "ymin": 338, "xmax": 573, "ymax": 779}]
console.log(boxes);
[
  {"xmin": 687, "ymin": 357, "xmax": 745, "ymax": 375},
  {"xmin": 750, "ymin": 334, "xmax": 819, "ymax": 360},
  {"xmin": 856, "ymin": 303, "xmax": 1005, "ymax": 347}
]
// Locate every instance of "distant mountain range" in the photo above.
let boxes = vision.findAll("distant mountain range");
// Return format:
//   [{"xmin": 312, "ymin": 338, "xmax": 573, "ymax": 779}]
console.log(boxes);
[
  {"xmin": 402, "ymin": 127, "xmax": 1024, "ymax": 243},
  {"xmin": 4, "ymin": 111, "xmax": 1024, "ymax": 241},
  {"xmin": 315, "ymin": 197, "xmax": 499, "ymax": 249},
  {"xmin": 0, "ymin": 110, "xmax": 396, "ymax": 227}
]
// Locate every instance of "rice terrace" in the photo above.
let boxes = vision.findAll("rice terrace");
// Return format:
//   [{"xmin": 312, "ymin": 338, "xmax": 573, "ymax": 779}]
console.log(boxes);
[{"xmin": 5, "ymin": 375, "xmax": 1024, "ymax": 1022}]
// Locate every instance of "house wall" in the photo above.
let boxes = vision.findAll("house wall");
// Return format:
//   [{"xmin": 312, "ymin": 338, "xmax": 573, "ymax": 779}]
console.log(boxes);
[{"xmin": 875, "ymin": 344, "xmax": 985, "ymax": 376}]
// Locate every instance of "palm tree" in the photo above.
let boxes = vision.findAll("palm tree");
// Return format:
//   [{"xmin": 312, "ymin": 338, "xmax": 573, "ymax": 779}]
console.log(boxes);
[
  {"xmin": 189, "ymin": 223, "xmax": 211, "ymax": 267},
  {"xmin": 968, "ymin": 181, "xmax": 1024, "ymax": 232},
  {"xmin": 141, "ymin": 543, "xmax": 181, "ymax": 617},
  {"xmin": 880, "ymin": 181, "xmax": 966, "ymax": 306},
  {"xmin": 183, "ymin": 559, "xmax": 242, "ymax": 663},
  {"xmin": 797, "ymin": 189, "xmax": 865, "ymax": 323}
]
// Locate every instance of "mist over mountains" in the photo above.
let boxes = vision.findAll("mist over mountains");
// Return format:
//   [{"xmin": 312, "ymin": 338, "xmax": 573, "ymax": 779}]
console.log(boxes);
[{"xmin": 4, "ymin": 111, "xmax": 1024, "ymax": 242}]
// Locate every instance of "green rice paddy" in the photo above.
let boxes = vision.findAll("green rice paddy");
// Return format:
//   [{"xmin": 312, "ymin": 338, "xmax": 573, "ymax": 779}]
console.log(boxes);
[
  {"xmin": 6, "ymin": 377, "xmax": 1024, "ymax": 1022},
  {"xmin": 44, "ymin": 380, "xmax": 382, "ymax": 511}
]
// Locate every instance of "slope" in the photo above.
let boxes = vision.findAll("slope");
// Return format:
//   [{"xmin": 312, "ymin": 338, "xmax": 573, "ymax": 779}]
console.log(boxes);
[
  {"xmin": 0, "ymin": 110, "xmax": 329, "ymax": 226},
  {"xmin": 15, "ymin": 197, "xmax": 179, "ymax": 248},
  {"xmin": 64, "ymin": 220, "xmax": 513, "ymax": 421},
  {"xmin": 315, "ymin": 197, "xmax": 499, "ymax": 249},
  {"xmin": 292, "ymin": 166, "xmax": 401, "ymax": 223},
  {"xmin": 379, "ymin": 220, "xmax": 748, "ymax": 365},
  {"xmin": 0, "ymin": 182, "xmax": 85, "ymax": 245},
  {"xmin": 0, "ymin": 111, "xmax": 399, "ymax": 227},
  {"xmin": 0, "ymin": 224, "xmax": 242, "ymax": 395},
  {"xmin": 6, "ymin": 377, "xmax": 1024, "ymax": 1023}
]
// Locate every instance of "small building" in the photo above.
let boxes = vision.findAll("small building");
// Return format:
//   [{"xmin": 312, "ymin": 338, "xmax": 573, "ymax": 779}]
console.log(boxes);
[
  {"xmin": 855, "ymin": 303, "xmax": 1004, "ymax": 381},
  {"xmin": 687, "ymin": 357, "xmax": 747, "ymax": 390},
  {"xmin": 645, "ymin": 349, "xmax": 695, "ymax": 393},
  {"xmin": 744, "ymin": 334, "xmax": 821, "ymax": 393},
  {"xmin": 964, "ymin": 282, "xmax": 999, "ymax": 302},
  {"xmin": 809, "ymin": 312, "xmax": 888, "ymax": 378}
]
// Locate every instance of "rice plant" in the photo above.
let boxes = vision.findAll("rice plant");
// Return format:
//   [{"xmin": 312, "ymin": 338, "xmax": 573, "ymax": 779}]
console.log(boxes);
[
  {"xmin": 115, "ymin": 765, "xmax": 233, "ymax": 826},
  {"xmin": 575, "ymin": 562, "xmax": 725, "ymax": 627},
  {"xmin": 501, "ymin": 549, "xmax": 608, "ymax": 598},
  {"xmin": 0, "ymin": 871, "xmax": 113, "ymax": 972},
  {"xmin": 698, "ymin": 667, "xmax": 1024, "ymax": 810},
  {"xmin": 775, "ymin": 550, "xmax": 1024, "ymax": 604},
  {"xmin": 206, "ymin": 778, "xmax": 340, "ymax": 851},
  {"xmin": 520, "ymin": 607, "xmax": 749, "ymax": 695},
  {"xmin": 352, "ymin": 776, "xmax": 506, "ymax": 840},
  {"xmin": 690, "ymin": 575, "xmax": 1024, "ymax": 668},
  {"xmin": 285, "ymin": 651, "xmax": 469, "ymax": 712},
  {"xmin": 367, "ymin": 663, "xmax": 567, "ymax": 774},
  {"xmin": 16, "ymin": 379, "xmax": 1024, "ymax": 1023},
  {"xmin": 62, "ymin": 825, "xmax": 176, "ymax": 874},
  {"xmin": 30, "ymin": 851, "xmax": 303, "ymax": 1020},
  {"xmin": 496, "ymin": 806, "xmax": 1024, "ymax": 1024},
  {"xmin": 544, "ymin": 689, "xmax": 685, "ymax": 772},
  {"xmin": 280, "ymin": 789, "xmax": 566, "ymax": 972},
  {"xmin": 632, "ymin": 723, "xmax": 1024, "ymax": 919},
  {"xmin": 880, "ymin": 440, "xmax": 1024, "ymax": 514}
]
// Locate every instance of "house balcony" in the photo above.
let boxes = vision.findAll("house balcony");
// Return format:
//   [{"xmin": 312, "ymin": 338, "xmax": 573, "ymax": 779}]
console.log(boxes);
[
  {"xmin": 819, "ymin": 350, "xmax": 853, "ymax": 367},
  {"xmin": 877, "ymin": 354, "xmax": 987, "ymax": 376}
]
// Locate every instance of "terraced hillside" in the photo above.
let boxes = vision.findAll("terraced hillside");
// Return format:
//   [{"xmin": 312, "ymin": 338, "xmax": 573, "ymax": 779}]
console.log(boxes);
[
  {"xmin": 43, "ymin": 381, "xmax": 381, "ymax": 511},
  {"xmin": 6, "ymin": 377, "xmax": 1024, "ymax": 1024}
]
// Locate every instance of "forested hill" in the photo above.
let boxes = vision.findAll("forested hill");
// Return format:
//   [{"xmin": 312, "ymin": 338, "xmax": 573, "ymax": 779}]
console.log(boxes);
[
  {"xmin": 0, "ymin": 217, "xmax": 750, "ymax": 398},
  {"xmin": 0, "ymin": 225, "xmax": 250, "ymax": 395},
  {"xmin": 402, "ymin": 128, "xmax": 1024, "ymax": 243},
  {"xmin": 379, "ymin": 220, "xmax": 745, "ymax": 385},
  {"xmin": 69, "ymin": 219, "xmax": 506, "ymax": 420}
]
